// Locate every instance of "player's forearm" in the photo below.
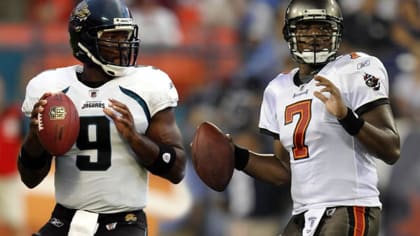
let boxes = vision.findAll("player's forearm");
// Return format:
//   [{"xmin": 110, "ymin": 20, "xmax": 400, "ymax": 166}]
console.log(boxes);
[
  {"xmin": 246, "ymin": 153, "xmax": 291, "ymax": 186},
  {"xmin": 128, "ymin": 133, "xmax": 186, "ymax": 183},
  {"xmin": 356, "ymin": 123, "xmax": 400, "ymax": 165},
  {"xmin": 22, "ymin": 131, "xmax": 48, "ymax": 157},
  {"xmin": 18, "ymin": 139, "xmax": 53, "ymax": 188},
  {"xmin": 128, "ymin": 132, "xmax": 160, "ymax": 165},
  {"xmin": 235, "ymin": 147, "xmax": 291, "ymax": 186},
  {"xmin": 338, "ymin": 106, "xmax": 400, "ymax": 165}
]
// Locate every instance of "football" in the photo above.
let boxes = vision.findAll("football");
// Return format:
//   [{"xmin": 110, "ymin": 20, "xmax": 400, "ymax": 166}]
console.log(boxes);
[
  {"xmin": 191, "ymin": 121, "xmax": 235, "ymax": 192},
  {"xmin": 37, "ymin": 92, "xmax": 80, "ymax": 156}
]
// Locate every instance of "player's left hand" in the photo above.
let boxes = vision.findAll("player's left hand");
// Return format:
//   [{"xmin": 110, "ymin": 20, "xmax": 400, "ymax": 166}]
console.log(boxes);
[
  {"xmin": 313, "ymin": 76, "xmax": 348, "ymax": 119},
  {"xmin": 103, "ymin": 98, "xmax": 136, "ymax": 141}
]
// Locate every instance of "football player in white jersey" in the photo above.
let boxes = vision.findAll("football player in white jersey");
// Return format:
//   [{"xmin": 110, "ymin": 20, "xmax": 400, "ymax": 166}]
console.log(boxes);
[
  {"xmin": 17, "ymin": 0, "xmax": 186, "ymax": 235},
  {"xmin": 230, "ymin": 0, "xmax": 401, "ymax": 235}
]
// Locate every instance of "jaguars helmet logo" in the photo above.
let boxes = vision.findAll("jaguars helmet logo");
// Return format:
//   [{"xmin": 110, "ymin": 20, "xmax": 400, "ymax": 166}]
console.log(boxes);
[
  {"xmin": 71, "ymin": 1, "xmax": 91, "ymax": 31},
  {"xmin": 363, "ymin": 73, "xmax": 380, "ymax": 91}
]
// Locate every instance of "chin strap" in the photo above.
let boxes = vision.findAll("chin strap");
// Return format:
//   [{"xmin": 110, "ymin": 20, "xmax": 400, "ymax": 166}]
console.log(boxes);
[
  {"xmin": 294, "ymin": 50, "xmax": 336, "ymax": 65},
  {"xmin": 78, "ymin": 43, "xmax": 132, "ymax": 77}
]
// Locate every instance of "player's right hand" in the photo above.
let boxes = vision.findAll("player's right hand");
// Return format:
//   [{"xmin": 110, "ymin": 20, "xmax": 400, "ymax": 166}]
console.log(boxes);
[
  {"xmin": 103, "ymin": 98, "xmax": 136, "ymax": 142},
  {"xmin": 29, "ymin": 92, "xmax": 52, "ymax": 138},
  {"xmin": 22, "ymin": 92, "xmax": 53, "ymax": 156},
  {"xmin": 313, "ymin": 76, "xmax": 348, "ymax": 119}
]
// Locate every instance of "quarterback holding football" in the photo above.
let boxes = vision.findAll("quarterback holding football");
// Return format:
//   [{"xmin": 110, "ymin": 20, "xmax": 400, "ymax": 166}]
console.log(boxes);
[
  {"xmin": 18, "ymin": 0, "xmax": 186, "ymax": 235},
  {"xmin": 224, "ymin": 0, "xmax": 401, "ymax": 235}
]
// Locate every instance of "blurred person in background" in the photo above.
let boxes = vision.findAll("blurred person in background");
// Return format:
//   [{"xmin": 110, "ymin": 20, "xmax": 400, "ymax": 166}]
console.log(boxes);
[
  {"xmin": 235, "ymin": 0, "xmax": 288, "ymax": 85},
  {"xmin": 165, "ymin": 88, "xmax": 229, "ymax": 236},
  {"xmin": 219, "ymin": 86, "xmax": 292, "ymax": 236},
  {"xmin": 339, "ymin": 0, "xmax": 400, "ymax": 84},
  {"xmin": 130, "ymin": 0, "xmax": 183, "ymax": 47},
  {"xmin": 0, "ymin": 76, "xmax": 25, "ymax": 236},
  {"xmin": 382, "ymin": 129, "xmax": 420, "ymax": 236},
  {"xmin": 0, "ymin": 0, "xmax": 28, "ymax": 22},
  {"xmin": 198, "ymin": 0, "xmax": 238, "ymax": 29},
  {"xmin": 392, "ymin": 53, "xmax": 420, "ymax": 124},
  {"xmin": 382, "ymin": 40, "xmax": 420, "ymax": 236},
  {"xmin": 27, "ymin": 0, "xmax": 75, "ymax": 25},
  {"xmin": 391, "ymin": 0, "xmax": 420, "ymax": 56},
  {"xmin": 390, "ymin": 0, "xmax": 420, "ymax": 120},
  {"xmin": 174, "ymin": 81, "xmax": 292, "ymax": 236},
  {"xmin": 388, "ymin": 0, "xmax": 420, "ymax": 89},
  {"xmin": 340, "ymin": 0, "xmax": 394, "ymax": 58}
]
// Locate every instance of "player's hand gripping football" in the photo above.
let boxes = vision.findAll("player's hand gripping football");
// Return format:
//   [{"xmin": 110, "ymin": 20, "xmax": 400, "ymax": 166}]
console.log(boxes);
[
  {"xmin": 313, "ymin": 76, "xmax": 348, "ymax": 119},
  {"xmin": 103, "ymin": 98, "xmax": 136, "ymax": 141},
  {"xmin": 29, "ymin": 92, "xmax": 53, "ymax": 140},
  {"xmin": 21, "ymin": 92, "xmax": 53, "ymax": 157}
]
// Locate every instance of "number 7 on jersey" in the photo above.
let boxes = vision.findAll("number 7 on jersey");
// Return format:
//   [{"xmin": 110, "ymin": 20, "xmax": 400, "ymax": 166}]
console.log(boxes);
[{"xmin": 285, "ymin": 100, "xmax": 312, "ymax": 160}]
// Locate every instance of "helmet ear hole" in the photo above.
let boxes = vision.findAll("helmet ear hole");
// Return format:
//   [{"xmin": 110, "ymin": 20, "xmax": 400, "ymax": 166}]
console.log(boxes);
[{"xmin": 282, "ymin": 24, "xmax": 289, "ymax": 41}]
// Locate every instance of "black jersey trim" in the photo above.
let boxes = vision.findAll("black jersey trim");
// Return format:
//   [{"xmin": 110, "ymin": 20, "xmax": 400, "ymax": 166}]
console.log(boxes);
[
  {"xmin": 355, "ymin": 98, "xmax": 389, "ymax": 116},
  {"xmin": 364, "ymin": 207, "xmax": 370, "ymax": 236},
  {"xmin": 119, "ymin": 86, "xmax": 151, "ymax": 122},
  {"xmin": 347, "ymin": 207, "xmax": 355, "ymax": 236},
  {"xmin": 260, "ymin": 128, "xmax": 280, "ymax": 140}
]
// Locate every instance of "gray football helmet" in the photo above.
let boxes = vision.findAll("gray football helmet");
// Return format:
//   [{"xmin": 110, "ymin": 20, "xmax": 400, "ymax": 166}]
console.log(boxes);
[{"xmin": 283, "ymin": 0, "xmax": 343, "ymax": 65}]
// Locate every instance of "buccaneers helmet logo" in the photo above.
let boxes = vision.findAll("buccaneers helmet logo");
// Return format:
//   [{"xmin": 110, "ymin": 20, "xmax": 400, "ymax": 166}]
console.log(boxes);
[{"xmin": 363, "ymin": 73, "xmax": 380, "ymax": 91}]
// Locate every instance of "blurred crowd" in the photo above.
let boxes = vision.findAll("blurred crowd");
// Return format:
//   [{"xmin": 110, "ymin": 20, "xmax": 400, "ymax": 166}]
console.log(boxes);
[{"xmin": 1, "ymin": 0, "xmax": 420, "ymax": 235}]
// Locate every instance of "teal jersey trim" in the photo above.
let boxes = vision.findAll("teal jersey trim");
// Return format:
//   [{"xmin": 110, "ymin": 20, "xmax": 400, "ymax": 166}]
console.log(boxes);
[{"xmin": 119, "ymin": 86, "xmax": 151, "ymax": 122}]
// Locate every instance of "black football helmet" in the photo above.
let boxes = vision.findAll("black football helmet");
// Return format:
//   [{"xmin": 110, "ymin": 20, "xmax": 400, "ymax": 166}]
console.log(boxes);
[
  {"xmin": 69, "ymin": 0, "xmax": 139, "ymax": 77},
  {"xmin": 283, "ymin": 0, "xmax": 343, "ymax": 65}
]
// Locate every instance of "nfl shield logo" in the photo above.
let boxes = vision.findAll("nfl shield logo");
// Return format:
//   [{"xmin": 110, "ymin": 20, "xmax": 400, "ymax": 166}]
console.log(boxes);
[{"xmin": 89, "ymin": 89, "xmax": 98, "ymax": 98}]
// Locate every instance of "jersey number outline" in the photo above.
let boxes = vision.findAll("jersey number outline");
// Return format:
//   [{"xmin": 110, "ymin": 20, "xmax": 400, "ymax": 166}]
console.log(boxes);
[
  {"xmin": 284, "ymin": 100, "xmax": 312, "ymax": 160},
  {"xmin": 76, "ymin": 116, "xmax": 111, "ymax": 171}
]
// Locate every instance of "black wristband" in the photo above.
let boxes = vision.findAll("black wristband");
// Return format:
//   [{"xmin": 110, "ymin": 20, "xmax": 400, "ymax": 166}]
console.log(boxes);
[
  {"xmin": 234, "ymin": 145, "xmax": 249, "ymax": 170},
  {"xmin": 19, "ymin": 147, "xmax": 49, "ymax": 170},
  {"xmin": 338, "ymin": 107, "xmax": 365, "ymax": 136},
  {"xmin": 147, "ymin": 144, "xmax": 177, "ymax": 175}
]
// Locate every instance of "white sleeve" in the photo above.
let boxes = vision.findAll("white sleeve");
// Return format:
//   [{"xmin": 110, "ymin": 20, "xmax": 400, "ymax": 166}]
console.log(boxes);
[
  {"xmin": 345, "ymin": 56, "xmax": 389, "ymax": 113},
  {"xmin": 148, "ymin": 70, "xmax": 179, "ymax": 117},
  {"xmin": 21, "ymin": 73, "xmax": 47, "ymax": 117},
  {"xmin": 21, "ymin": 67, "xmax": 74, "ymax": 117},
  {"xmin": 258, "ymin": 84, "xmax": 279, "ymax": 135}
]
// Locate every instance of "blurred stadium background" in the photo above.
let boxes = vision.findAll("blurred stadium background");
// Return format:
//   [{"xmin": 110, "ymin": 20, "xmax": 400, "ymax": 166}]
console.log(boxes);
[{"xmin": 1, "ymin": 0, "xmax": 420, "ymax": 235}]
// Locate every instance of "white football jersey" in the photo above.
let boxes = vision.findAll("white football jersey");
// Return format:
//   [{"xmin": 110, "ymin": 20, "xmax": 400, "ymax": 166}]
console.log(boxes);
[
  {"xmin": 259, "ymin": 52, "xmax": 389, "ymax": 215},
  {"xmin": 22, "ymin": 65, "xmax": 178, "ymax": 213}
]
